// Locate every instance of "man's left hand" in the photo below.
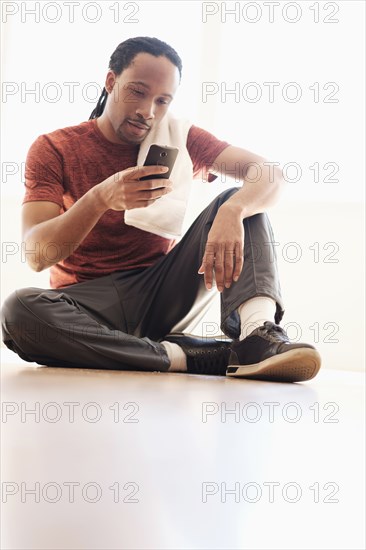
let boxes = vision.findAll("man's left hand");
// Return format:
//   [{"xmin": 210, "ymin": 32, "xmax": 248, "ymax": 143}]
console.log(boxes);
[{"xmin": 198, "ymin": 206, "xmax": 244, "ymax": 292}]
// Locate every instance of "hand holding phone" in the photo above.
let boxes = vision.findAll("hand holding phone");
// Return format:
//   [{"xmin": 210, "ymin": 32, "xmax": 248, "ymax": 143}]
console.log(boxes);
[{"xmin": 139, "ymin": 144, "xmax": 178, "ymax": 181}]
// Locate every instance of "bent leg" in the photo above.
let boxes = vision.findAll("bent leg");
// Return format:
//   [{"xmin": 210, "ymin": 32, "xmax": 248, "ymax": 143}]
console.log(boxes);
[
  {"xmin": 118, "ymin": 187, "xmax": 284, "ymax": 341},
  {"xmin": 1, "ymin": 278, "xmax": 169, "ymax": 371},
  {"xmin": 220, "ymin": 207, "xmax": 285, "ymax": 339}
]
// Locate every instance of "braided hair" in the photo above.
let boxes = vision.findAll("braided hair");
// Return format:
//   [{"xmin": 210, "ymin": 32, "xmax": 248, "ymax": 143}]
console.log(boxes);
[{"xmin": 89, "ymin": 37, "xmax": 182, "ymax": 119}]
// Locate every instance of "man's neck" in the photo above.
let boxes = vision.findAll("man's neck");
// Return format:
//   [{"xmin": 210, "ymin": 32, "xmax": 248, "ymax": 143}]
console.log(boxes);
[{"xmin": 96, "ymin": 114, "xmax": 126, "ymax": 145}]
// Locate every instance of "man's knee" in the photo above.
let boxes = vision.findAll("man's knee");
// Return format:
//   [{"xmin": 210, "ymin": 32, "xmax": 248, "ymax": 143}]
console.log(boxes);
[
  {"xmin": 216, "ymin": 186, "xmax": 241, "ymax": 204},
  {"xmin": 203, "ymin": 187, "xmax": 241, "ymax": 222},
  {"xmin": 213, "ymin": 190, "xmax": 271, "ymax": 227},
  {"xmin": 1, "ymin": 287, "xmax": 42, "ymax": 345}
]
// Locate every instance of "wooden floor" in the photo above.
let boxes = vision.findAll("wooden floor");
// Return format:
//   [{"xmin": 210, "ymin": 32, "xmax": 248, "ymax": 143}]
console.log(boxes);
[{"xmin": 1, "ymin": 348, "xmax": 365, "ymax": 550}]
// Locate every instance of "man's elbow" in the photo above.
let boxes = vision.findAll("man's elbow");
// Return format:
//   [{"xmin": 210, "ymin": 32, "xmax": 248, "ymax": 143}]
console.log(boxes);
[
  {"xmin": 26, "ymin": 256, "xmax": 47, "ymax": 272},
  {"xmin": 272, "ymin": 166, "xmax": 285, "ymax": 187},
  {"xmin": 265, "ymin": 167, "xmax": 285, "ymax": 209},
  {"xmin": 272, "ymin": 167, "xmax": 286, "ymax": 196},
  {"xmin": 22, "ymin": 242, "xmax": 48, "ymax": 272}
]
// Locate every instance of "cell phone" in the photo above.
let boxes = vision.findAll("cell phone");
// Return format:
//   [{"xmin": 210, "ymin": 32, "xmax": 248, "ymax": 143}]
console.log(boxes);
[{"xmin": 139, "ymin": 144, "xmax": 179, "ymax": 181}]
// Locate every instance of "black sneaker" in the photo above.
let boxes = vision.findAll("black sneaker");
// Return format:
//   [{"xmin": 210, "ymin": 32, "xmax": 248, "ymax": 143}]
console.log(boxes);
[
  {"xmin": 226, "ymin": 322, "xmax": 321, "ymax": 382},
  {"xmin": 163, "ymin": 333, "xmax": 232, "ymax": 376}
]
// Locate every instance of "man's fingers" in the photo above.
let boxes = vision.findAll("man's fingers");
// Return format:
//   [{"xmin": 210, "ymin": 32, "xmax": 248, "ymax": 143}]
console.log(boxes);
[
  {"xmin": 136, "ymin": 178, "xmax": 172, "ymax": 190},
  {"xmin": 126, "ymin": 186, "xmax": 172, "ymax": 209},
  {"xmin": 213, "ymin": 244, "xmax": 225, "ymax": 292},
  {"xmin": 233, "ymin": 241, "xmax": 244, "ymax": 281},
  {"xmin": 202, "ymin": 242, "xmax": 225, "ymax": 292},
  {"xmin": 134, "ymin": 186, "xmax": 172, "ymax": 202},
  {"xmin": 201, "ymin": 244, "xmax": 215, "ymax": 289},
  {"xmin": 224, "ymin": 247, "xmax": 235, "ymax": 288},
  {"xmin": 127, "ymin": 198, "xmax": 158, "ymax": 209},
  {"xmin": 200, "ymin": 241, "xmax": 244, "ymax": 291},
  {"xmin": 128, "ymin": 164, "xmax": 169, "ymax": 181}
]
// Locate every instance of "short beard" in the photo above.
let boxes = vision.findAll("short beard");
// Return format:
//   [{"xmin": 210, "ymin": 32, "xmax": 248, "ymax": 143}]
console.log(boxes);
[{"xmin": 116, "ymin": 120, "xmax": 151, "ymax": 145}]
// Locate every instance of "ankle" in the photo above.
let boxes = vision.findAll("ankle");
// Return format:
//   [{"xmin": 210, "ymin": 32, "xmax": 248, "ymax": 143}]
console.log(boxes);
[
  {"xmin": 238, "ymin": 297, "xmax": 276, "ymax": 340},
  {"xmin": 161, "ymin": 341, "xmax": 187, "ymax": 372}
]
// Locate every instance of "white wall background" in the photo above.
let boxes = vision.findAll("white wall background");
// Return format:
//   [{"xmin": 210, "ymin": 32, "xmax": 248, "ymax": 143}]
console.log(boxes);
[{"xmin": 1, "ymin": 1, "xmax": 365, "ymax": 371}]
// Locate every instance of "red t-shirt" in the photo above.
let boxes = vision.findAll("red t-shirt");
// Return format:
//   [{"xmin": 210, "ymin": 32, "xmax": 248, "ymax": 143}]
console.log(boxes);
[{"xmin": 23, "ymin": 118, "xmax": 230, "ymax": 288}]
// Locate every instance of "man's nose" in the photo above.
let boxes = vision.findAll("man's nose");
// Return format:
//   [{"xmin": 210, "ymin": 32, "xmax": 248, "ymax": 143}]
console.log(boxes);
[{"xmin": 135, "ymin": 100, "xmax": 155, "ymax": 121}]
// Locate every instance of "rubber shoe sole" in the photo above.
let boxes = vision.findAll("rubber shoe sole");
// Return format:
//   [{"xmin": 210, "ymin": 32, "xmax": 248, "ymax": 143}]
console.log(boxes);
[{"xmin": 226, "ymin": 348, "xmax": 321, "ymax": 383}]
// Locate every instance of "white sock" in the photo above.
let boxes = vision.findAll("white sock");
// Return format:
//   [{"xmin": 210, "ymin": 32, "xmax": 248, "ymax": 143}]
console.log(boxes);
[
  {"xmin": 238, "ymin": 296, "xmax": 276, "ymax": 340},
  {"xmin": 161, "ymin": 341, "xmax": 188, "ymax": 372}
]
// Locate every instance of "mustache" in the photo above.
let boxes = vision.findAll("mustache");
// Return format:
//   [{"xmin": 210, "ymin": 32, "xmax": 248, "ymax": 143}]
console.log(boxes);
[{"xmin": 127, "ymin": 119, "xmax": 151, "ymax": 130}]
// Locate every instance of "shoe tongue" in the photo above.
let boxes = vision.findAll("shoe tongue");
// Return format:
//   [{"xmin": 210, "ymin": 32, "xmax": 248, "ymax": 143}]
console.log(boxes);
[{"xmin": 261, "ymin": 321, "xmax": 289, "ymax": 342}]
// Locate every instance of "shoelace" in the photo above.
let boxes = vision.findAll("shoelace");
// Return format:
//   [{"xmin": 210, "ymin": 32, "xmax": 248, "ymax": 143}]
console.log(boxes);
[
  {"xmin": 190, "ymin": 346, "xmax": 230, "ymax": 375},
  {"xmin": 257, "ymin": 322, "xmax": 290, "ymax": 344}
]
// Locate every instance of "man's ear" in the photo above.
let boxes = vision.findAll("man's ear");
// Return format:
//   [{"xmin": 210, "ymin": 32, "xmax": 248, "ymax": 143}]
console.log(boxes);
[{"xmin": 105, "ymin": 70, "xmax": 117, "ymax": 94}]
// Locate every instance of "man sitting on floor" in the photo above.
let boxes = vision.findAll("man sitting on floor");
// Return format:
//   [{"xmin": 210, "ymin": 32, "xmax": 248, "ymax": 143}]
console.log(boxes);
[{"xmin": 1, "ymin": 36, "xmax": 321, "ymax": 382}]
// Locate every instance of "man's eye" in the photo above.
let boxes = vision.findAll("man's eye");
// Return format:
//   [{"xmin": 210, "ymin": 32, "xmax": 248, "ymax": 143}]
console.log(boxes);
[
  {"xmin": 131, "ymin": 89, "xmax": 143, "ymax": 96},
  {"xmin": 158, "ymin": 99, "xmax": 169, "ymax": 105}
]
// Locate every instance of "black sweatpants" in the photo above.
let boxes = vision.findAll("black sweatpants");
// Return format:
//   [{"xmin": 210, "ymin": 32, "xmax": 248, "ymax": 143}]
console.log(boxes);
[{"xmin": 1, "ymin": 188, "xmax": 284, "ymax": 372}]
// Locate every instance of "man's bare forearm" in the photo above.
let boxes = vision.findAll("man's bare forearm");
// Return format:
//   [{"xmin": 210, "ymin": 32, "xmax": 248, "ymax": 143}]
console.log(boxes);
[
  {"xmin": 220, "ymin": 164, "xmax": 285, "ymax": 219},
  {"xmin": 23, "ymin": 164, "xmax": 173, "ymax": 272},
  {"xmin": 24, "ymin": 186, "xmax": 107, "ymax": 271}
]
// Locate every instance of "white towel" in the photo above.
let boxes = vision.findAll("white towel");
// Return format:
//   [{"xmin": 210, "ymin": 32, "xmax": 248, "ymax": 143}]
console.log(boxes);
[{"xmin": 124, "ymin": 112, "xmax": 193, "ymax": 239}]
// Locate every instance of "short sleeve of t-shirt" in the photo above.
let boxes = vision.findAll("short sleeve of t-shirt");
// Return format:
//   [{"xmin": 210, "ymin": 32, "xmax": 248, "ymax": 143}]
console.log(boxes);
[
  {"xmin": 24, "ymin": 123, "xmax": 230, "ymax": 206},
  {"xmin": 23, "ymin": 134, "xmax": 64, "ymax": 207},
  {"xmin": 186, "ymin": 125, "xmax": 230, "ymax": 182}
]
